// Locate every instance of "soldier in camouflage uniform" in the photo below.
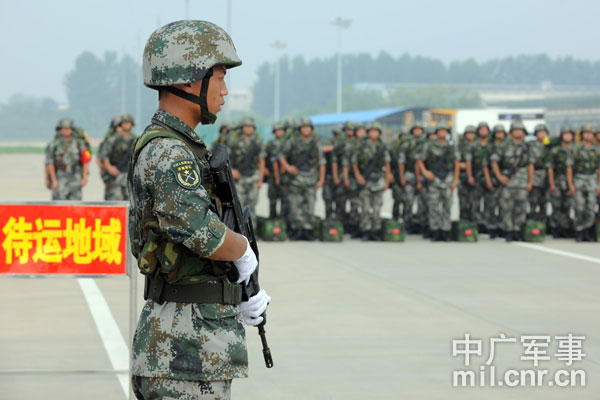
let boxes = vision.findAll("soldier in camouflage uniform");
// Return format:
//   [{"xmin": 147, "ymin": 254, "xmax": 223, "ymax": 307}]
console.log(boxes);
[
  {"xmin": 264, "ymin": 122, "xmax": 286, "ymax": 218},
  {"xmin": 332, "ymin": 121, "xmax": 355, "ymax": 225},
  {"xmin": 45, "ymin": 118, "xmax": 90, "ymax": 200},
  {"xmin": 547, "ymin": 126, "xmax": 576, "ymax": 238},
  {"xmin": 101, "ymin": 113, "xmax": 137, "ymax": 200},
  {"xmin": 417, "ymin": 126, "xmax": 439, "ymax": 238},
  {"xmin": 228, "ymin": 118, "xmax": 265, "ymax": 226},
  {"xmin": 490, "ymin": 121, "xmax": 534, "ymax": 242},
  {"xmin": 212, "ymin": 122, "xmax": 231, "ymax": 150},
  {"xmin": 416, "ymin": 121, "xmax": 460, "ymax": 241},
  {"xmin": 469, "ymin": 123, "xmax": 496, "ymax": 237},
  {"xmin": 528, "ymin": 124, "xmax": 552, "ymax": 222},
  {"xmin": 388, "ymin": 125, "xmax": 407, "ymax": 220},
  {"xmin": 397, "ymin": 122, "xmax": 425, "ymax": 231},
  {"xmin": 483, "ymin": 124, "xmax": 507, "ymax": 237},
  {"xmin": 322, "ymin": 127, "xmax": 339, "ymax": 219},
  {"xmin": 129, "ymin": 20, "xmax": 270, "ymax": 400},
  {"xmin": 596, "ymin": 126, "xmax": 600, "ymax": 218},
  {"xmin": 572, "ymin": 125, "xmax": 600, "ymax": 241},
  {"xmin": 343, "ymin": 123, "xmax": 367, "ymax": 237},
  {"xmin": 457, "ymin": 125, "xmax": 476, "ymax": 221},
  {"xmin": 352, "ymin": 122, "xmax": 391, "ymax": 240},
  {"xmin": 279, "ymin": 117, "xmax": 325, "ymax": 240},
  {"xmin": 98, "ymin": 114, "xmax": 123, "ymax": 187}
]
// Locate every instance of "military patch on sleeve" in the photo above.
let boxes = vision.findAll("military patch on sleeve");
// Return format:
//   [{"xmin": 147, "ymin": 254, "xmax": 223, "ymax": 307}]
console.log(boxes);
[{"xmin": 171, "ymin": 158, "xmax": 201, "ymax": 189}]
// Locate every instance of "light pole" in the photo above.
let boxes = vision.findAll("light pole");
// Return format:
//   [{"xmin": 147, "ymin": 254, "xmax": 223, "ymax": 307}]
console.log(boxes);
[
  {"xmin": 331, "ymin": 17, "xmax": 351, "ymax": 114},
  {"xmin": 272, "ymin": 41, "xmax": 286, "ymax": 122}
]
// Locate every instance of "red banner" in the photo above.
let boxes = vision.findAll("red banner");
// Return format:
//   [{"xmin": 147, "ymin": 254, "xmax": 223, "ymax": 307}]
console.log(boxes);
[{"xmin": 0, "ymin": 204, "xmax": 127, "ymax": 275}]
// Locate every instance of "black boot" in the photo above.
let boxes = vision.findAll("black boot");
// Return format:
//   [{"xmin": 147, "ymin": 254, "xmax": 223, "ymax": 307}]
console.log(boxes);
[
  {"xmin": 304, "ymin": 229, "xmax": 315, "ymax": 241},
  {"xmin": 575, "ymin": 230, "xmax": 584, "ymax": 242},
  {"xmin": 489, "ymin": 228, "xmax": 497, "ymax": 239},
  {"xmin": 586, "ymin": 226, "xmax": 597, "ymax": 242},
  {"xmin": 392, "ymin": 201, "xmax": 400, "ymax": 220},
  {"xmin": 512, "ymin": 231, "xmax": 521, "ymax": 242},
  {"xmin": 505, "ymin": 231, "xmax": 513, "ymax": 242},
  {"xmin": 269, "ymin": 203, "xmax": 278, "ymax": 219},
  {"xmin": 423, "ymin": 226, "xmax": 431, "ymax": 239},
  {"xmin": 370, "ymin": 231, "xmax": 381, "ymax": 241},
  {"xmin": 441, "ymin": 230, "xmax": 450, "ymax": 242},
  {"xmin": 361, "ymin": 231, "xmax": 370, "ymax": 242}
]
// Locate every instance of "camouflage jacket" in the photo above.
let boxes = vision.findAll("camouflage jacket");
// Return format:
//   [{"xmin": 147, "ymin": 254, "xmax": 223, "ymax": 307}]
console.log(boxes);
[
  {"xmin": 416, "ymin": 140, "xmax": 460, "ymax": 180},
  {"xmin": 128, "ymin": 109, "xmax": 247, "ymax": 382},
  {"xmin": 264, "ymin": 136, "xmax": 282, "ymax": 174},
  {"xmin": 281, "ymin": 135, "xmax": 325, "ymax": 171},
  {"xmin": 45, "ymin": 134, "xmax": 87, "ymax": 173},
  {"xmin": 573, "ymin": 143, "xmax": 600, "ymax": 175},
  {"xmin": 470, "ymin": 139, "xmax": 490, "ymax": 178},
  {"xmin": 387, "ymin": 137, "xmax": 403, "ymax": 180},
  {"xmin": 529, "ymin": 141, "xmax": 551, "ymax": 171},
  {"xmin": 397, "ymin": 136, "xmax": 424, "ymax": 174},
  {"xmin": 351, "ymin": 138, "xmax": 390, "ymax": 182},
  {"xmin": 547, "ymin": 144, "xmax": 574, "ymax": 176},
  {"xmin": 331, "ymin": 136, "xmax": 353, "ymax": 176},
  {"xmin": 490, "ymin": 139, "xmax": 532, "ymax": 187},
  {"xmin": 100, "ymin": 131, "xmax": 137, "ymax": 172},
  {"xmin": 227, "ymin": 133, "xmax": 264, "ymax": 176}
]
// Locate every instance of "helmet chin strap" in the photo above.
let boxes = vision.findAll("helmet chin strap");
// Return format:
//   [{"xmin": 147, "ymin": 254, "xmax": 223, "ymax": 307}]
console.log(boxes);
[{"xmin": 163, "ymin": 69, "xmax": 217, "ymax": 125}]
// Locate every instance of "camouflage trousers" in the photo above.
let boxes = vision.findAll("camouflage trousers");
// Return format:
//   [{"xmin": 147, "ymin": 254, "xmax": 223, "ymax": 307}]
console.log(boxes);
[
  {"xmin": 236, "ymin": 172, "xmax": 259, "ymax": 226},
  {"xmin": 471, "ymin": 183, "xmax": 499, "ymax": 230},
  {"xmin": 105, "ymin": 173, "xmax": 129, "ymax": 201},
  {"xmin": 52, "ymin": 170, "xmax": 82, "ymax": 200},
  {"xmin": 415, "ymin": 185, "xmax": 428, "ymax": 228},
  {"xmin": 398, "ymin": 172, "xmax": 417, "ymax": 226},
  {"xmin": 288, "ymin": 172, "xmax": 317, "ymax": 230},
  {"xmin": 549, "ymin": 175, "xmax": 573, "ymax": 230},
  {"xmin": 458, "ymin": 177, "xmax": 473, "ymax": 221},
  {"xmin": 426, "ymin": 176, "xmax": 453, "ymax": 231},
  {"xmin": 574, "ymin": 174, "xmax": 598, "ymax": 231},
  {"xmin": 499, "ymin": 185, "xmax": 528, "ymax": 232},
  {"xmin": 133, "ymin": 376, "xmax": 232, "ymax": 400},
  {"xmin": 334, "ymin": 182, "xmax": 349, "ymax": 222},
  {"xmin": 267, "ymin": 178, "xmax": 284, "ymax": 219},
  {"xmin": 346, "ymin": 179, "xmax": 361, "ymax": 229},
  {"xmin": 322, "ymin": 177, "xmax": 336, "ymax": 219},
  {"xmin": 358, "ymin": 182, "xmax": 385, "ymax": 231},
  {"xmin": 528, "ymin": 185, "xmax": 549, "ymax": 222}
]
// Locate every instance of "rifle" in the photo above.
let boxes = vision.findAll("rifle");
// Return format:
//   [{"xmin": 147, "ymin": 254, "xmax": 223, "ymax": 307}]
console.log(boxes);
[{"xmin": 209, "ymin": 143, "xmax": 274, "ymax": 368}]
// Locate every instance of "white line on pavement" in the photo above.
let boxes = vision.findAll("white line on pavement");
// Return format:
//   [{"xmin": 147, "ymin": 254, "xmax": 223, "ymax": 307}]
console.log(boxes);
[
  {"xmin": 77, "ymin": 278, "xmax": 129, "ymax": 398},
  {"xmin": 513, "ymin": 242, "xmax": 600, "ymax": 265}
]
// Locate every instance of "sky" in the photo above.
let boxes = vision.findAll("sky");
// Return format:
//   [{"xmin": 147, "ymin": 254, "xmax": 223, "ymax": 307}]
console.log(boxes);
[{"xmin": 1, "ymin": 0, "xmax": 599, "ymax": 104}]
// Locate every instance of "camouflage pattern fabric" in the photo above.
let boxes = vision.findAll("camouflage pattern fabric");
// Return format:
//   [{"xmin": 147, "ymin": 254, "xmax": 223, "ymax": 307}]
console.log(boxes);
[
  {"xmin": 322, "ymin": 137, "xmax": 337, "ymax": 219},
  {"xmin": 490, "ymin": 140, "xmax": 533, "ymax": 233},
  {"xmin": 548, "ymin": 145, "xmax": 575, "ymax": 231},
  {"xmin": 573, "ymin": 143, "xmax": 600, "ymax": 231},
  {"xmin": 133, "ymin": 376, "xmax": 231, "ymax": 400},
  {"xmin": 228, "ymin": 134, "xmax": 264, "ymax": 225},
  {"xmin": 281, "ymin": 135, "xmax": 325, "ymax": 231},
  {"xmin": 265, "ymin": 136, "xmax": 284, "ymax": 218},
  {"xmin": 469, "ymin": 140, "xmax": 489, "ymax": 227},
  {"xmin": 332, "ymin": 136, "xmax": 354, "ymax": 222},
  {"xmin": 352, "ymin": 140, "xmax": 390, "ymax": 231},
  {"xmin": 483, "ymin": 141, "xmax": 503, "ymax": 231},
  {"xmin": 528, "ymin": 140, "xmax": 550, "ymax": 221},
  {"xmin": 100, "ymin": 131, "xmax": 136, "ymax": 200},
  {"xmin": 128, "ymin": 109, "xmax": 247, "ymax": 382},
  {"xmin": 45, "ymin": 135, "xmax": 86, "ymax": 200},
  {"xmin": 388, "ymin": 137, "xmax": 404, "ymax": 218},
  {"xmin": 342, "ymin": 138, "xmax": 363, "ymax": 230},
  {"xmin": 457, "ymin": 136, "xmax": 474, "ymax": 221}
]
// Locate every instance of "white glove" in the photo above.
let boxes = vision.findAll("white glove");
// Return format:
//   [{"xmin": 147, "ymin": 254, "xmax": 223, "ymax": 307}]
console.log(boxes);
[
  {"xmin": 233, "ymin": 236, "xmax": 258, "ymax": 285},
  {"xmin": 240, "ymin": 290, "xmax": 271, "ymax": 326}
]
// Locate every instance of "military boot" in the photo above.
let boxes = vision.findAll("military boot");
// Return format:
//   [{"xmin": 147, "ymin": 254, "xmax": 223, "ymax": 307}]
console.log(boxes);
[
  {"xmin": 361, "ymin": 231, "xmax": 370, "ymax": 242},
  {"xmin": 505, "ymin": 231, "xmax": 513, "ymax": 242},
  {"xmin": 585, "ymin": 226, "xmax": 596, "ymax": 242},
  {"xmin": 269, "ymin": 203, "xmax": 277, "ymax": 219},
  {"xmin": 489, "ymin": 228, "xmax": 497, "ymax": 239},
  {"xmin": 575, "ymin": 230, "xmax": 584, "ymax": 242}
]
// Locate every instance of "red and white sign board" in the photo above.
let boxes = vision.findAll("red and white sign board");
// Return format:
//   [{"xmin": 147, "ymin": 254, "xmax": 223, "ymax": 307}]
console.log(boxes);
[{"xmin": 0, "ymin": 204, "xmax": 127, "ymax": 275}]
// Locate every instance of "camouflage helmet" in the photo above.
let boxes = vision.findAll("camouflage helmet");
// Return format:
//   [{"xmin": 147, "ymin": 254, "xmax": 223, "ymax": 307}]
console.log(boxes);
[
  {"xmin": 110, "ymin": 114, "xmax": 123, "ymax": 129},
  {"xmin": 272, "ymin": 122, "xmax": 285, "ymax": 133},
  {"xmin": 580, "ymin": 124, "xmax": 594, "ymax": 134},
  {"xmin": 493, "ymin": 124, "xmax": 506, "ymax": 134},
  {"xmin": 410, "ymin": 121, "xmax": 425, "ymax": 134},
  {"xmin": 120, "ymin": 113, "xmax": 135, "ymax": 126},
  {"xmin": 476, "ymin": 121, "xmax": 490, "ymax": 132},
  {"xmin": 143, "ymin": 20, "xmax": 242, "ymax": 125},
  {"xmin": 56, "ymin": 118, "xmax": 75, "ymax": 130},
  {"xmin": 365, "ymin": 122, "xmax": 382, "ymax": 134},
  {"xmin": 509, "ymin": 120, "xmax": 527, "ymax": 134},
  {"xmin": 426, "ymin": 126, "xmax": 437, "ymax": 137},
  {"xmin": 463, "ymin": 125, "xmax": 476, "ymax": 135},
  {"xmin": 435, "ymin": 120, "xmax": 450, "ymax": 133},
  {"xmin": 560, "ymin": 125, "xmax": 574, "ymax": 139},
  {"xmin": 241, "ymin": 117, "xmax": 255, "ymax": 128},
  {"xmin": 298, "ymin": 117, "xmax": 313, "ymax": 128},
  {"xmin": 400, "ymin": 125, "xmax": 410, "ymax": 137},
  {"xmin": 331, "ymin": 124, "xmax": 342, "ymax": 136},
  {"xmin": 354, "ymin": 122, "xmax": 366, "ymax": 132},
  {"xmin": 533, "ymin": 123, "xmax": 548, "ymax": 136},
  {"xmin": 342, "ymin": 121, "xmax": 355, "ymax": 131}
]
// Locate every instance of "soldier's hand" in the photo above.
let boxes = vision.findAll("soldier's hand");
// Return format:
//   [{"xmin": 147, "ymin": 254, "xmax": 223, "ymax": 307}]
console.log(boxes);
[
  {"xmin": 451, "ymin": 180, "xmax": 458, "ymax": 193},
  {"xmin": 333, "ymin": 176, "xmax": 340, "ymax": 186},
  {"xmin": 569, "ymin": 185, "xmax": 576, "ymax": 197},
  {"xmin": 241, "ymin": 290, "xmax": 270, "ymax": 326},
  {"xmin": 108, "ymin": 165, "xmax": 120, "ymax": 177},
  {"xmin": 344, "ymin": 179, "xmax": 350, "ymax": 189},
  {"xmin": 356, "ymin": 175, "xmax": 366, "ymax": 186},
  {"xmin": 257, "ymin": 180, "xmax": 263, "ymax": 190},
  {"xmin": 468, "ymin": 176, "xmax": 475, "ymax": 186},
  {"xmin": 526, "ymin": 182, "xmax": 533, "ymax": 192},
  {"xmin": 45, "ymin": 177, "xmax": 51, "ymax": 189},
  {"xmin": 232, "ymin": 169, "xmax": 241, "ymax": 180},
  {"xmin": 233, "ymin": 237, "xmax": 258, "ymax": 285},
  {"xmin": 423, "ymin": 170, "xmax": 435, "ymax": 182},
  {"xmin": 486, "ymin": 182, "xmax": 493, "ymax": 192},
  {"xmin": 263, "ymin": 169, "xmax": 271, "ymax": 177},
  {"xmin": 315, "ymin": 180, "xmax": 324, "ymax": 190},
  {"xmin": 400, "ymin": 177, "xmax": 406, "ymax": 187},
  {"xmin": 288, "ymin": 165, "xmax": 299, "ymax": 175},
  {"xmin": 52, "ymin": 180, "xmax": 58, "ymax": 190},
  {"xmin": 498, "ymin": 175, "xmax": 510, "ymax": 185},
  {"xmin": 416, "ymin": 182, "xmax": 422, "ymax": 192},
  {"xmin": 80, "ymin": 175, "xmax": 88, "ymax": 188},
  {"xmin": 596, "ymin": 187, "xmax": 600, "ymax": 196}
]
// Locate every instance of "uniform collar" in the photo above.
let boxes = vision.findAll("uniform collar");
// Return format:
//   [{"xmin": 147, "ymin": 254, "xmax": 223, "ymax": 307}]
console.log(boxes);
[{"xmin": 151, "ymin": 109, "xmax": 204, "ymax": 144}]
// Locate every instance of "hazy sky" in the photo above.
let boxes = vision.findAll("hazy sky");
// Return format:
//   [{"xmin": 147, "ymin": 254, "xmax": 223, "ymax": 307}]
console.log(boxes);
[{"xmin": 2, "ymin": 0, "xmax": 599, "ymax": 103}]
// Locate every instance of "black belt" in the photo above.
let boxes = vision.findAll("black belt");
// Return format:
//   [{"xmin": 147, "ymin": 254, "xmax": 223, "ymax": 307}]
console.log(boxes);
[{"xmin": 144, "ymin": 276, "xmax": 242, "ymax": 305}]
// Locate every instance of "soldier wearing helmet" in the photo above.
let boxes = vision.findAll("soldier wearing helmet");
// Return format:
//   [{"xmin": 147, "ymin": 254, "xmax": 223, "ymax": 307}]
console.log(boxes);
[
  {"xmin": 527, "ymin": 123, "xmax": 552, "ymax": 225},
  {"xmin": 44, "ymin": 118, "xmax": 90, "ymax": 200},
  {"xmin": 572, "ymin": 124, "xmax": 600, "ymax": 241},
  {"xmin": 415, "ymin": 121, "xmax": 460, "ymax": 241},
  {"xmin": 331, "ymin": 120, "xmax": 355, "ymax": 227},
  {"xmin": 212, "ymin": 122, "xmax": 231, "ymax": 150},
  {"xmin": 547, "ymin": 125, "xmax": 576, "ymax": 238},
  {"xmin": 388, "ymin": 125, "xmax": 407, "ymax": 222},
  {"xmin": 351, "ymin": 122, "xmax": 391, "ymax": 240},
  {"xmin": 489, "ymin": 121, "xmax": 534, "ymax": 242},
  {"xmin": 97, "ymin": 114, "xmax": 123, "ymax": 196},
  {"xmin": 342, "ymin": 122, "xmax": 367, "ymax": 237},
  {"xmin": 128, "ymin": 20, "xmax": 270, "ymax": 399},
  {"xmin": 396, "ymin": 122, "xmax": 425, "ymax": 232},
  {"xmin": 227, "ymin": 117, "xmax": 265, "ymax": 227},
  {"xmin": 100, "ymin": 113, "xmax": 137, "ymax": 200},
  {"xmin": 279, "ymin": 117, "xmax": 325, "ymax": 240},
  {"xmin": 265, "ymin": 122, "xmax": 286, "ymax": 218},
  {"xmin": 321, "ymin": 126, "xmax": 340, "ymax": 219},
  {"xmin": 457, "ymin": 125, "xmax": 476, "ymax": 222}
]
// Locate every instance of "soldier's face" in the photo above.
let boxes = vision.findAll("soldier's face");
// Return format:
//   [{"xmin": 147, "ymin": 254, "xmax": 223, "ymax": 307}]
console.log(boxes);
[
  {"xmin": 274, "ymin": 128, "xmax": 285, "ymax": 138},
  {"xmin": 495, "ymin": 132, "xmax": 505, "ymax": 140},
  {"xmin": 477, "ymin": 127, "xmax": 490, "ymax": 136},
  {"xmin": 412, "ymin": 128, "xmax": 424, "ymax": 137},
  {"xmin": 437, "ymin": 129, "xmax": 448, "ymax": 140},
  {"xmin": 207, "ymin": 66, "xmax": 228, "ymax": 115},
  {"xmin": 582, "ymin": 131, "xmax": 594, "ymax": 143},
  {"xmin": 242, "ymin": 125, "xmax": 254, "ymax": 135},
  {"xmin": 58, "ymin": 128, "xmax": 73, "ymax": 137},
  {"xmin": 121, "ymin": 121, "xmax": 133, "ymax": 131},
  {"xmin": 355, "ymin": 128, "xmax": 366, "ymax": 139},
  {"xmin": 368, "ymin": 129, "xmax": 380, "ymax": 141},
  {"xmin": 562, "ymin": 132, "xmax": 573, "ymax": 143},
  {"xmin": 465, "ymin": 132, "xmax": 475, "ymax": 141},
  {"xmin": 511, "ymin": 129, "xmax": 525, "ymax": 141},
  {"xmin": 344, "ymin": 129, "xmax": 354, "ymax": 137},
  {"xmin": 536, "ymin": 130, "xmax": 548, "ymax": 142},
  {"xmin": 300, "ymin": 125, "xmax": 312, "ymax": 137}
]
